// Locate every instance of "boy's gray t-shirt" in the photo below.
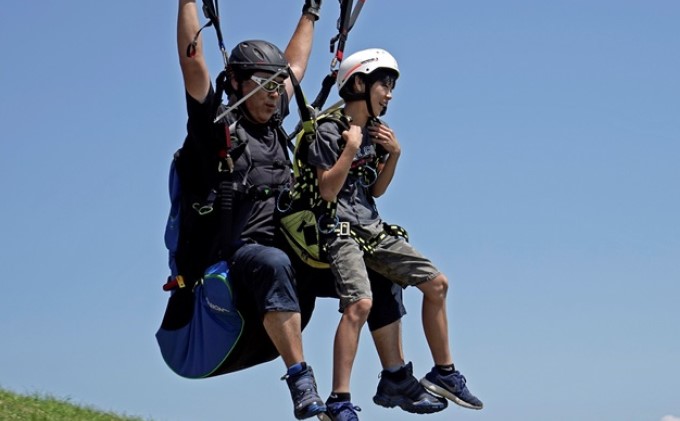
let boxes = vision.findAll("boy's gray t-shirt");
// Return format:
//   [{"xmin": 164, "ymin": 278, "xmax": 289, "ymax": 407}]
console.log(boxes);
[{"xmin": 307, "ymin": 120, "xmax": 381, "ymax": 226}]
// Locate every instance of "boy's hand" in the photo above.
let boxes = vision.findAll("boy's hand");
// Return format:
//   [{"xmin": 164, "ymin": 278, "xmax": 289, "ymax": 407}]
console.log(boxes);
[
  {"xmin": 342, "ymin": 125, "xmax": 363, "ymax": 152},
  {"xmin": 368, "ymin": 123, "xmax": 401, "ymax": 156}
]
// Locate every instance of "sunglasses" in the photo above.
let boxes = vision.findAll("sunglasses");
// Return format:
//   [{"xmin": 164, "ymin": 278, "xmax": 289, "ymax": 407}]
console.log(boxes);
[{"xmin": 250, "ymin": 75, "xmax": 286, "ymax": 95}]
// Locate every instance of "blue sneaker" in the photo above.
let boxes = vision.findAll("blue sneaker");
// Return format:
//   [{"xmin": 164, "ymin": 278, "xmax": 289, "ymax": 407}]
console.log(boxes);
[
  {"xmin": 373, "ymin": 362, "xmax": 447, "ymax": 414},
  {"xmin": 317, "ymin": 401, "xmax": 361, "ymax": 421},
  {"xmin": 282, "ymin": 364, "xmax": 327, "ymax": 419},
  {"xmin": 420, "ymin": 367, "xmax": 483, "ymax": 410}
]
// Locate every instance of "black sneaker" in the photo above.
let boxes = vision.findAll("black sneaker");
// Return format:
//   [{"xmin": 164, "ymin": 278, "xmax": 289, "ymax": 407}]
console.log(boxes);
[
  {"xmin": 373, "ymin": 362, "xmax": 447, "ymax": 414},
  {"xmin": 421, "ymin": 367, "xmax": 483, "ymax": 410},
  {"xmin": 282, "ymin": 364, "xmax": 327, "ymax": 419}
]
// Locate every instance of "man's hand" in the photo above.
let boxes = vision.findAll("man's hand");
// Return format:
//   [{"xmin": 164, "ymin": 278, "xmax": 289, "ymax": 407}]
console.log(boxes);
[{"xmin": 303, "ymin": 0, "xmax": 322, "ymax": 21}]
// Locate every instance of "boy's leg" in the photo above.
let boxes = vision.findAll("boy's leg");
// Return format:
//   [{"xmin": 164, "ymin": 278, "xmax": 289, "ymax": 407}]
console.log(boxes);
[
  {"xmin": 417, "ymin": 273, "xmax": 453, "ymax": 366},
  {"xmin": 416, "ymin": 274, "xmax": 483, "ymax": 409},
  {"xmin": 321, "ymin": 235, "xmax": 373, "ymax": 419},
  {"xmin": 365, "ymin": 235, "xmax": 452, "ymax": 364},
  {"xmin": 367, "ymin": 236, "xmax": 483, "ymax": 410},
  {"xmin": 332, "ymin": 298, "xmax": 372, "ymax": 393}
]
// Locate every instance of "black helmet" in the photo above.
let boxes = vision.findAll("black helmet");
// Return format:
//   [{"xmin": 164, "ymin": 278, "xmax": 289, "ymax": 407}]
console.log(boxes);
[{"xmin": 228, "ymin": 40, "xmax": 289, "ymax": 76}]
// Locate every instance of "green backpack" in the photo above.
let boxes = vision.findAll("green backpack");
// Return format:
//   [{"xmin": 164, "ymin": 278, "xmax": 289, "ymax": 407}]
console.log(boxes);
[{"xmin": 278, "ymin": 104, "xmax": 348, "ymax": 269}]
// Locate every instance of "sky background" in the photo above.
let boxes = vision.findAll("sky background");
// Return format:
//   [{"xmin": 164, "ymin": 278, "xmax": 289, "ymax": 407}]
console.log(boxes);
[{"xmin": 1, "ymin": 1, "xmax": 679, "ymax": 420}]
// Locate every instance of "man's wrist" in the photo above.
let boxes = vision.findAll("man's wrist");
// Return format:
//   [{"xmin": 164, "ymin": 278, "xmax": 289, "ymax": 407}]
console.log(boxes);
[{"xmin": 302, "ymin": 0, "xmax": 321, "ymax": 21}]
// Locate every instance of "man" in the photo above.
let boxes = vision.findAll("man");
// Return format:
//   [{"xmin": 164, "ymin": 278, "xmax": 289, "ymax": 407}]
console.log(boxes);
[{"xmin": 176, "ymin": 1, "xmax": 326, "ymax": 418}]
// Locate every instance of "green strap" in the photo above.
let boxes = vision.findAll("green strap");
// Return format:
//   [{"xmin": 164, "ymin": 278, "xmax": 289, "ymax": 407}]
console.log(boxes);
[{"xmin": 332, "ymin": 222, "xmax": 409, "ymax": 255}]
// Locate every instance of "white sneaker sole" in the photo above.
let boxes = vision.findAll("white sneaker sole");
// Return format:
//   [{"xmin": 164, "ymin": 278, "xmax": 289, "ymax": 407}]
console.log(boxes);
[{"xmin": 420, "ymin": 378, "xmax": 483, "ymax": 410}]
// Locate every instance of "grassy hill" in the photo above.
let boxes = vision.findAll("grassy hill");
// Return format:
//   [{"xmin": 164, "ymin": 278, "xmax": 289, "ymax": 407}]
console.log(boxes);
[{"xmin": 0, "ymin": 388, "xmax": 149, "ymax": 421}]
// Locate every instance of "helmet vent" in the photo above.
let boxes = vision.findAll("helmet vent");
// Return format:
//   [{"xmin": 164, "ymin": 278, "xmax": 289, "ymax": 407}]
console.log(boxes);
[{"xmin": 252, "ymin": 48, "xmax": 265, "ymax": 61}]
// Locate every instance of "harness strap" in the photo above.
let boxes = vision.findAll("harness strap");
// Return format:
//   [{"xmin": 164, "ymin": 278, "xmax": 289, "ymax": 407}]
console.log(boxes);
[
  {"xmin": 332, "ymin": 221, "xmax": 409, "ymax": 255},
  {"xmin": 162, "ymin": 274, "xmax": 186, "ymax": 291},
  {"xmin": 330, "ymin": 0, "xmax": 366, "ymax": 69}
]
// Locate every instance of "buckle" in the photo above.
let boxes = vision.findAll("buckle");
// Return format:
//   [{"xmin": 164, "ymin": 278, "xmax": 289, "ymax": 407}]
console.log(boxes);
[
  {"xmin": 218, "ymin": 155, "xmax": 234, "ymax": 173},
  {"xmin": 338, "ymin": 221, "xmax": 350, "ymax": 236}
]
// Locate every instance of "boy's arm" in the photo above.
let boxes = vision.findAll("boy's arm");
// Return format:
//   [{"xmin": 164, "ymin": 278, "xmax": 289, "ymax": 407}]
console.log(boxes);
[
  {"xmin": 370, "ymin": 123, "xmax": 401, "ymax": 197},
  {"xmin": 178, "ymin": 0, "xmax": 211, "ymax": 103},
  {"xmin": 316, "ymin": 125, "xmax": 362, "ymax": 202}
]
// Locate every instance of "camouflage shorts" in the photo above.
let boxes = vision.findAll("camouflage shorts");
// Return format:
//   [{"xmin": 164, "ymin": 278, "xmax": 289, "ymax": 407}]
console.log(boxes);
[{"xmin": 325, "ymin": 219, "xmax": 440, "ymax": 312}]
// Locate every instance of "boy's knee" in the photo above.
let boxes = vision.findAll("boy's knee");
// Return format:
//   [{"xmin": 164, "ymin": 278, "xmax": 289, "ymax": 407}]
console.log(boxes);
[
  {"xmin": 433, "ymin": 273, "xmax": 448, "ymax": 291},
  {"xmin": 423, "ymin": 273, "xmax": 448, "ymax": 300},
  {"xmin": 344, "ymin": 298, "xmax": 373, "ymax": 322}
]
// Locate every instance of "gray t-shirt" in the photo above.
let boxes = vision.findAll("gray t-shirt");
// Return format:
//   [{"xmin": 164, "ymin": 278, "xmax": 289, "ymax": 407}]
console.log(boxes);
[
  {"xmin": 185, "ymin": 87, "xmax": 291, "ymax": 247},
  {"xmin": 307, "ymin": 119, "xmax": 381, "ymax": 226}
]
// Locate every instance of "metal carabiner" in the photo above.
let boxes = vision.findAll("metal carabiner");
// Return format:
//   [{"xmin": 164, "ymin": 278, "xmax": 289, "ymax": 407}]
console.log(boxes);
[
  {"xmin": 192, "ymin": 203, "xmax": 214, "ymax": 216},
  {"xmin": 355, "ymin": 166, "xmax": 377, "ymax": 187},
  {"xmin": 276, "ymin": 188, "xmax": 293, "ymax": 213}
]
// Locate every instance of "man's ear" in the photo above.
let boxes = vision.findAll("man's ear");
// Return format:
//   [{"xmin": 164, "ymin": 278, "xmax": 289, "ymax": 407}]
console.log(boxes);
[{"xmin": 230, "ymin": 75, "xmax": 240, "ymax": 93}]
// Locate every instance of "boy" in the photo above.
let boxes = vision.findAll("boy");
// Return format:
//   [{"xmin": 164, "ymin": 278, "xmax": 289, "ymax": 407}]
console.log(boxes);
[{"xmin": 308, "ymin": 48, "xmax": 483, "ymax": 420}]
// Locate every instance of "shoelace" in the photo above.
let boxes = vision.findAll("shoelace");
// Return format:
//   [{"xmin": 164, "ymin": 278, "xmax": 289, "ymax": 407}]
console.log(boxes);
[
  {"xmin": 453, "ymin": 371, "xmax": 467, "ymax": 386},
  {"xmin": 329, "ymin": 402, "xmax": 361, "ymax": 420},
  {"xmin": 441, "ymin": 371, "xmax": 468, "ymax": 394},
  {"xmin": 283, "ymin": 371, "xmax": 318, "ymax": 403}
]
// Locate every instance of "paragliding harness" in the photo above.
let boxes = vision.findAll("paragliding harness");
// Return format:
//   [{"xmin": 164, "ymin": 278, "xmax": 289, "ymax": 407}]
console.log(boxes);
[
  {"xmin": 156, "ymin": 0, "xmax": 290, "ymax": 378},
  {"xmin": 278, "ymin": 76, "xmax": 408, "ymax": 269},
  {"xmin": 158, "ymin": 100, "xmax": 292, "ymax": 378}
]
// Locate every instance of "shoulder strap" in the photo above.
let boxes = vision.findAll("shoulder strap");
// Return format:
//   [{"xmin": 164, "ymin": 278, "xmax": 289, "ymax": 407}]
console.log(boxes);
[{"xmin": 319, "ymin": 110, "xmax": 349, "ymax": 133}]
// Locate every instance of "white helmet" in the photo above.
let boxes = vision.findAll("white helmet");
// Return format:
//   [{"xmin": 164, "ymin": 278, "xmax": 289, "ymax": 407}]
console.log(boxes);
[{"xmin": 336, "ymin": 48, "xmax": 400, "ymax": 91}]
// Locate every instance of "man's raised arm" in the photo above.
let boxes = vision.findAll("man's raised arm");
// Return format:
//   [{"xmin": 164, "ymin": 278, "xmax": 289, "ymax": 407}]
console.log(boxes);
[{"xmin": 178, "ymin": 0, "xmax": 211, "ymax": 103}]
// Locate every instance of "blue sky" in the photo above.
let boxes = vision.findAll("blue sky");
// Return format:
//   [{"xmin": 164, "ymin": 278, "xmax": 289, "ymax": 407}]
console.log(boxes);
[{"xmin": 1, "ymin": 1, "xmax": 679, "ymax": 420}]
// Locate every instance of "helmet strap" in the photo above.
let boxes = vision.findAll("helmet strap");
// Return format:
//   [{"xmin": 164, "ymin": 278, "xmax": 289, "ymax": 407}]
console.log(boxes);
[{"xmin": 365, "ymin": 81, "xmax": 378, "ymax": 119}]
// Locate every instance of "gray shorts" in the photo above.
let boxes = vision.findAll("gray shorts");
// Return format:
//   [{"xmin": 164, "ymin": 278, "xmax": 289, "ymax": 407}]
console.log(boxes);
[{"xmin": 325, "ymin": 219, "xmax": 441, "ymax": 311}]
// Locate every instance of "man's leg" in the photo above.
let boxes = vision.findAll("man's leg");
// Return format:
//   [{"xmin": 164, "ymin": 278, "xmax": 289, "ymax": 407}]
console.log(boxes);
[
  {"xmin": 231, "ymin": 243, "xmax": 325, "ymax": 419},
  {"xmin": 368, "ymin": 271, "xmax": 447, "ymax": 414},
  {"xmin": 263, "ymin": 311, "xmax": 304, "ymax": 367},
  {"xmin": 370, "ymin": 320, "xmax": 404, "ymax": 369}
]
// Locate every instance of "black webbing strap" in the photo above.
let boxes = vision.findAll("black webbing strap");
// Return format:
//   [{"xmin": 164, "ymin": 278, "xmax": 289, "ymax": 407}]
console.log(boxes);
[
  {"xmin": 311, "ymin": 72, "xmax": 338, "ymax": 111},
  {"xmin": 287, "ymin": 67, "xmax": 317, "ymax": 150},
  {"xmin": 329, "ymin": 0, "xmax": 365, "ymax": 68},
  {"xmin": 333, "ymin": 222, "xmax": 409, "ymax": 255},
  {"xmin": 301, "ymin": 0, "xmax": 366, "ymax": 117},
  {"xmin": 201, "ymin": 0, "xmax": 228, "ymax": 66}
]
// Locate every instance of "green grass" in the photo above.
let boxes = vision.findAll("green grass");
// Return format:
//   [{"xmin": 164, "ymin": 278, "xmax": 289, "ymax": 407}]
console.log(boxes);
[{"xmin": 0, "ymin": 388, "xmax": 150, "ymax": 421}]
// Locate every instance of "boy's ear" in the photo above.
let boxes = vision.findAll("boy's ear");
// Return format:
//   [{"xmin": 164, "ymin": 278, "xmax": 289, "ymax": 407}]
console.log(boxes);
[{"xmin": 353, "ymin": 76, "xmax": 366, "ymax": 94}]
